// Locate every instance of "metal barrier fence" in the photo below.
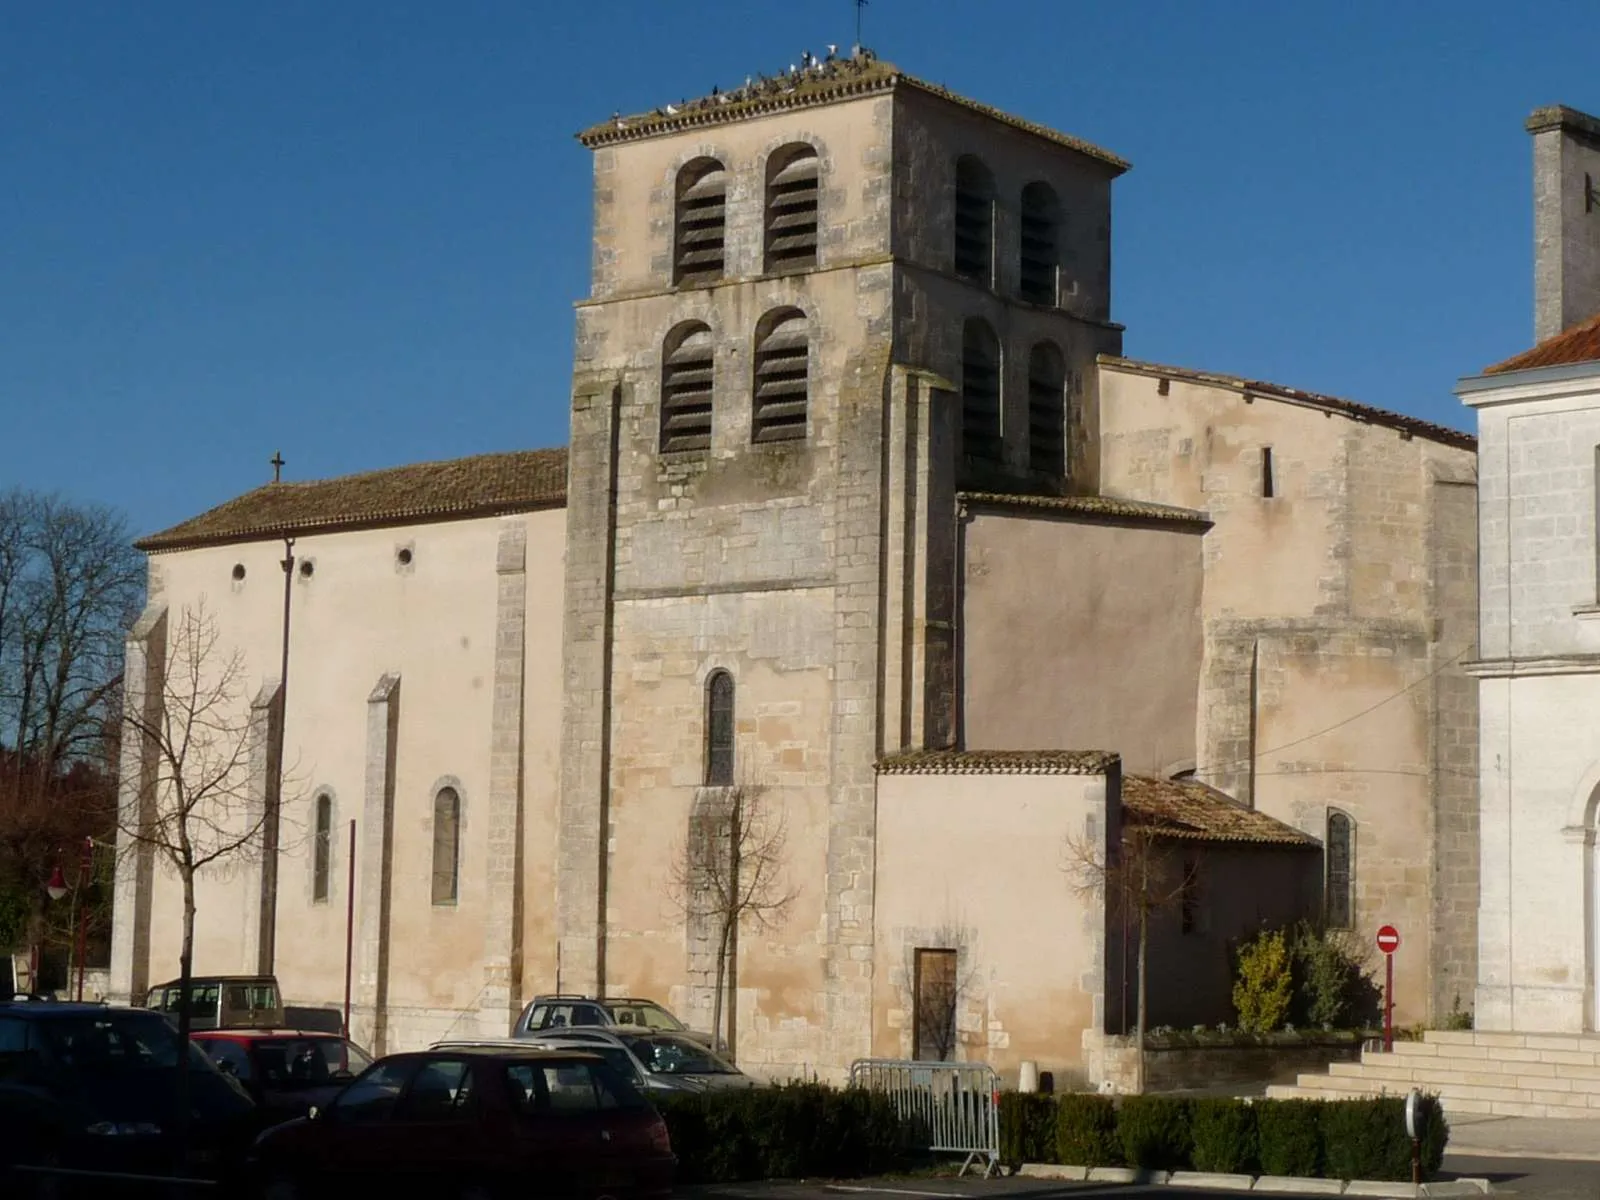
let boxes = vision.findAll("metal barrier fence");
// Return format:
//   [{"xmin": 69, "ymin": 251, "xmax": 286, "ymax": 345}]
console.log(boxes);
[{"xmin": 848, "ymin": 1058, "xmax": 1000, "ymax": 1177}]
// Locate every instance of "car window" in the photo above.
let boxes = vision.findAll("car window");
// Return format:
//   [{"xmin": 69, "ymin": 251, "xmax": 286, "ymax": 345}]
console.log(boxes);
[
  {"xmin": 572, "ymin": 1004, "xmax": 606, "ymax": 1026},
  {"xmin": 609, "ymin": 1002, "xmax": 683, "ymax": 1032},
  {"xmin": 396, "ymin": 1058, "xmax": 476, "ymax": 1122},
  {"xmin": 0, "ymin": 1018, "xmax": 27, "ymax": 1053},
  {"xmin": 255, "ymin": 1038, "xmax": 348, "ymax": 1087},
  {"xmin": 37, "ymin": 1012, "xmax": 200, "ymax": 1071},
  {"xmin": 201, "ymin": 1039, "xmax": 253, "ymax": 1084},
  {"xmin": 505, "ymin": 1060, "xmax": 646, "ymax": 1115},
  {"xmin": 622, "ymin": 1034, "xmax": 739, "ymax": 1075},
  {"xmin": 317, "ymin": 1038, "xmax": 371, "ymax": 1075},
  {"xmin": 330, "ymin": 1059, "xmax": 415, "ymax": 1123}
]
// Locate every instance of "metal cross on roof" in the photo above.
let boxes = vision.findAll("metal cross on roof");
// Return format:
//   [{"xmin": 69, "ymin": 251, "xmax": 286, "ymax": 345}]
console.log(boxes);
[{"xmin": 270, "ymin": 451, "xmax": 286, "ymax": 483}]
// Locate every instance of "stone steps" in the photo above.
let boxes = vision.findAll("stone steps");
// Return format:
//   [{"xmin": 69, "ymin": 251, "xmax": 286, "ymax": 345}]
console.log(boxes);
[{"xmin": 1264, "ymin": 1030, "xmax": 1600, "ymax": 1119}]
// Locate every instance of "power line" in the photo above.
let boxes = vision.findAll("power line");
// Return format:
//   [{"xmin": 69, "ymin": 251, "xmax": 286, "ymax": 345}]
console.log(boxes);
[{"xmin": 1191, "ymin": 642, "xmax": 1475, "ymax": 778}]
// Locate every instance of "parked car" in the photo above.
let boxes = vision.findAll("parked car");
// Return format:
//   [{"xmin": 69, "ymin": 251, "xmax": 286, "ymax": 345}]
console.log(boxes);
[
  {"xmin": 451, "ymin": 1029, "xmax": 757, "ymax": 1097},
  {"xmin": 145, "ymin": 974, "xmax": 284, "ymax": 1031},
  {"xmin": 511, "ymin": 994, "xmax": 715, "ymax": 1047},
  {"xmin": 248, "ymin": 1045, "xmax": 675, "ymax": 1200},
  {"xmin": 193, "ymin": 1029, "xmax": 372, "ymax": 1129},
  {"xmin": 0, "ymin": 999, "xmax": 256, "ymax": 1188}
]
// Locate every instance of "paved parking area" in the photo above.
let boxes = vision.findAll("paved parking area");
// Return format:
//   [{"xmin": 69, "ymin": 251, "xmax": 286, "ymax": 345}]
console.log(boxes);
[{"xmin": 681, "ymin": 1154, "xmax": 1600, "ymax": 1199}]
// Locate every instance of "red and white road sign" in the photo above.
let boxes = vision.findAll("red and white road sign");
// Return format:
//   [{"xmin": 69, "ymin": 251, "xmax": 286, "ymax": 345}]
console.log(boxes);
[{"xmin": 1376, "ymin": 924, "xmax": 1401, "ymax": 955}]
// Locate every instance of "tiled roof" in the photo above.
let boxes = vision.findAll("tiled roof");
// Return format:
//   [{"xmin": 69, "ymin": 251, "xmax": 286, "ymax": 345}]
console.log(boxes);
[
  {"xmin": 1122, "ymin": 775, "xmax": 1319, "ymax": 848},
  {"xmin": 136, "ymin": 448, "xmax": 568, "ymax": 553},
  {"xmin": 959, "ymin": 491, "xmax": 1211, "ymax": 528},
  {"xmin": 1101, "ymin": 356, "xmax": 1476, "ymax": 452},
  {"xmin": 578, "ymin": 50, "xmax": 1128, "ymax": 173},
  {"xmin": 1483, "ymin": 310, "xmax": 1600, "ymax": 376},
  {"xmin": 876, "ymin": 749, "xmax": 1119, "ymax": 776}
]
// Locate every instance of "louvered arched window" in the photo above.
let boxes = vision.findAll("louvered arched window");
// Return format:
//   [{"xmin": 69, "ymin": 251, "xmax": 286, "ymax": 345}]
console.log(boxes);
[
  {"xmin": 765, "ymin": 144, "xmax": 820, "ymax": 273},
  {"xmin": 954, "ymin": 156, "xmax": 995, "ymax": 286},
  {"xmin": 674, "ymin": 158, "xmax": 727, "ymax": 286},
  {"xmin": 1028, "ymin": 341, "xmax": 1066, "ymax": 476},
  {"xmin": 1019, "ymin": 182, "xmax": 1060, "ymax": 305},
  {"xmin": 660, "ymin": 322, "xmax": 715, "ymax": 454},
  {"xmin": 705, "ymin": 671, "xmax": 735, "ymax": 786},
  {"xmin": 432, "ymin": 786, "xmax": 461, "ymax": 906},
  {"xmin": 752, "ymin": 309, "xmax": 809, "ymax": 443},
  {"xmin": 1326, "ymin": 810, "xmax": 1354, "ymax": 929},
  {"xmin": 961, "ymin": 318, "xmax": 1002, "ymax": 462}
]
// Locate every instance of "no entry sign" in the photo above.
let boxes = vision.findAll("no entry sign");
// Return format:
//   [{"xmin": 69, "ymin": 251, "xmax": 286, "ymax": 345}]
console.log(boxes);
[{"xmin": 1377, "ymin": 924, "xmax": 1401, "ymax": 955}]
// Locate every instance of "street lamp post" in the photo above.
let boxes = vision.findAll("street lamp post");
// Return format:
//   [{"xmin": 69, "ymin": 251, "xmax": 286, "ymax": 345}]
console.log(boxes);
[{"xmin": 45, "ymin": 837, "xmax": 97, "ymax": 1001}]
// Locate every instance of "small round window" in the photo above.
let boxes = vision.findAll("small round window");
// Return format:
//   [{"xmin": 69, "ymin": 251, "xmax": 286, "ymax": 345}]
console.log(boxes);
[
  {"xmin": 231, "ymin": 564, "xmax": 246, "ymax": 581},
  {"xmin": 397, "ymin": 548, "xmax": 413, "ymax": 566},
  {"xmin": 299, "ymin": 560, "xmax": 315, "ymax": 579}
]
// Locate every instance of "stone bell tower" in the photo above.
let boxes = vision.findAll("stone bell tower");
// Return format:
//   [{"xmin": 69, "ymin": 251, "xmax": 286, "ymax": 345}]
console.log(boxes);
[{"xmin": 555, "ymin": 50, "xmax": 1127, "ymax": 1076}]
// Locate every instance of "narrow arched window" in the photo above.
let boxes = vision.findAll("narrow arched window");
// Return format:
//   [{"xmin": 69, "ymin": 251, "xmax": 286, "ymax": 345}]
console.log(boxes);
[
  {"xmin": 765, "ymin": 144, "xmax": 820, "ymax": 273},
  {"xmin": 1028, "ymin": 341, "xmax": 1067, "ymax": 476},
  {"xmin": 961, "ymin": 318, "xmax": 1002, "ymax": 462},
  {"xmin": 660, "ymin": 322, "xmax": 715, "ymax": 454},
  {"xmin": 1019, "ymin": 182, "xmax": 1060, "ymax": 305},
  {"xmin": 954, "ymin": 156, "xmax": 995, "ymax": 286},
  {"xmin": 705, "ymin": 671, "xmax": 735, "ymax": 786},
  {"xmin": 674, "ymin": 158, "xmax": 727, "ymax": 286},
  {"xmin": 1326, "ymin": 810, "xmax": 1354, "ymax": 929},
  {"xmin": 432, "ymin": 786, "xmax": 461, "ymax": 906},
  {"xmin": 311, "ymin": 793, "xmax": 332, "ymax": 904},
  {"xmin": 753, "ymin": 309, "xmax": 809, "ymax": 443}
]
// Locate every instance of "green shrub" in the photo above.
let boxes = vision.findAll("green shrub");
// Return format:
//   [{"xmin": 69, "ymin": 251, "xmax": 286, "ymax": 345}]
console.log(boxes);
[
  {"xmin": 1116, "ymin": 1096, "xmax": 1191, "ymax": 1171},
  {"xmin": 999, "ymin": 1093, "xmax": 1060, "ymax": 1165},
  {"xmin": 1056, "ymin": 1093, "xmax": 1120, "ymax": 1167},
  {"xmin": 657, "ymin": 1084, "xmax": 903, "ymax": 1183},
  {"xmin": 1234, "ymin": 929, "xmax": 1294, "ymax": 1033},
  {"xmin": 1291, "ymin": 923, "xmax": 1362, "ymax": 1028},
  {"xmin": 1188, "ymin": 1099, "xmax": 1258, "ymax": 1174},
  {"xmin": 1254, "ymin": 1098, "xmax": 1321, "ymax": 1177},
  {"xmin": 1318, "ymin": 1096, "xmax": 1449, "ymax": 1182}
]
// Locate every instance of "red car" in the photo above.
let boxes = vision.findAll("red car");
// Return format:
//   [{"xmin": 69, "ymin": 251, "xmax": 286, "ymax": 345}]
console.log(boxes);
[
  {"xmin": 247, "ymin": 1045, "xmax": 675, "ymax": 1200},
  {"xmin": 192, "ymin": 1029, "xmax": 371, "ymax": 1130}
]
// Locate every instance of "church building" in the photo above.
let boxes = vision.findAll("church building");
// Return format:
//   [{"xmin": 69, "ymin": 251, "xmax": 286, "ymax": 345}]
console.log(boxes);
[{"xmin": 109, "ymin": 51, "xmax": 1478, "ymax": 1087}]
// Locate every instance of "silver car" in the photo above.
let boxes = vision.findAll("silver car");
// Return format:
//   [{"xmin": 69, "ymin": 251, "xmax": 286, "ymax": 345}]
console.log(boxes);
[{"xmin": 511, "ymin": 1029, "xmax": 759, "ymax": 1096}]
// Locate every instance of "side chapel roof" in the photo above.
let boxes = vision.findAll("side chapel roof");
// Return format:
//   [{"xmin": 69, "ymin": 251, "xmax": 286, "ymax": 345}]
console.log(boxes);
[
  {"xmin": 136, "ymin": 448, "xmax": 568, "ymax": 553},
  {"xmin": 1122, "ymin": 775, "xmax": 1319, "ymax": 848}
]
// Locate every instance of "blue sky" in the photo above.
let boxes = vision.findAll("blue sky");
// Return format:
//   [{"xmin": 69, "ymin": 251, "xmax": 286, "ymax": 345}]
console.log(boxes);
[{"xmin": 1, "ymin": 1, "xmax": 1590, "ymax": 537}]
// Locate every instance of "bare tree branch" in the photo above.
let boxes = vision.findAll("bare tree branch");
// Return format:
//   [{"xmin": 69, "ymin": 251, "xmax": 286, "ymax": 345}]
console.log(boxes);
[{"xmin": 668, "ymin": 780, "xmax": 798, "ymax": 1060}]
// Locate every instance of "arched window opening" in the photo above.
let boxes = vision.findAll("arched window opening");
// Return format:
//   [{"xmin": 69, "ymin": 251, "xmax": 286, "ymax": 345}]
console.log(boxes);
[
  {"xmin": 660, "ymin": 323, "xmax": 715, "ymax": 454},
  {"xmin": 753, "ymin": 309, "xmax": 809, "ymax": 443},
  {"xmin": 312, "ymin": 793, "xmax": 332, "ymax": 904},
  {"xmin": 705, "ymin": 671, "xmax": 735, "ymax": 786},
  {"xmin": 1326, "ymin": 810, "xmax": 1354, "ymax": 929},
  {"xmin": 1019, "ymin": 182, "xmax": 1060, "ymax": 305},
  {"xmin": 1028, "ymin": 341, "xmax": 1067, "ymax": 476},
  {"xmin": 432, "ymin": 786, "xmax": 461, "ymax": 906},
  {"xmin": 954, "ymin": 157, "xmax": 995, "ymax": 286},
  {"xmin": 674, "ymin": 158, "xmax": 727, "ymax": 286},
  {"xmin": 961, "ymin": 318, "xmax": 1002, "ymax": 462},
  {"xmin": 765, "ymin": 145, "xmax": 820, "ymax": 273}
]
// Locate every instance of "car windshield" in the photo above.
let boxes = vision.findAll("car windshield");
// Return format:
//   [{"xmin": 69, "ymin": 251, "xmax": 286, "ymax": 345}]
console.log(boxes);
[
  {"xmin": 39, "ymin": 1012, "xmax": 208, "ymax": 1071},
  {"xmin": 255, "ymin": 1038, "xmax": 372, "ymax": 1086},
  {"xmin": 621, "ymin": 1034, "xmax": 739, "ymax": 1075},
  {"xmin": 607, "ymin": 1002, "xmax": 687, "ymax": 1032}
]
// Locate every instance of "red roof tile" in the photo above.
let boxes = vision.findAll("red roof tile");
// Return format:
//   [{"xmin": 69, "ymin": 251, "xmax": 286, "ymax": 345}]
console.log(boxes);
[
  {"xmin": 1483, "ymin": 310, "xmax": 1600, "ymax": 376},
  {"xmin": 1122, "ymin": 775, "xmax": 1318, "ymax": 848}
]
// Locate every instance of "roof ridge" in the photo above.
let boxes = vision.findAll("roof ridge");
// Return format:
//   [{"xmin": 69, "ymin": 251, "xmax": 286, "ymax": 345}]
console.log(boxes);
[{"xmin": 1101, "ymin": 355, "xmax": 1475, "ymax": 451}]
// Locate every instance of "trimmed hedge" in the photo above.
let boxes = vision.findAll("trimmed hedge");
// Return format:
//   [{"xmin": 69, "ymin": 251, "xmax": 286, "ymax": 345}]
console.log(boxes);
[
  {"xmin": 657, "ymin": 1084, "xmax": 904, "ymax": 1184},
  {"xmin": 996, "ymin": 1092, "xmax": 1447, "ymax": 1182}
]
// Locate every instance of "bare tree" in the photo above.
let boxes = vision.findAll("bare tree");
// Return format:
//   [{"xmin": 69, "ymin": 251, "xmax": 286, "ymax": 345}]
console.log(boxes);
[
  {"xmin": 1065, "ymin": 817, "xmax": 1197, "ymax": 1094},
  {"xmin": 118, "ymin": 602, "xmax": 271, "ymax": 1145},
  {"xmin": 669, "ymin": 782, "xmax": 798, "ymax": 1060},
  {"xmin": 0, "ymin": 489, "xmax": 142, "ymax": 975}
]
